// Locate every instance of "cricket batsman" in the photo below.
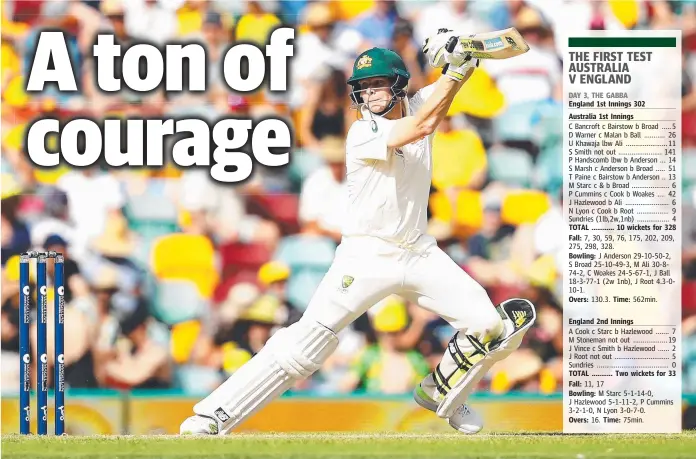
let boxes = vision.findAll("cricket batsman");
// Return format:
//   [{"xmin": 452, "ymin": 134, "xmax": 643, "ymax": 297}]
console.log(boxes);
[{"xmin": 180, "ymin": 29, "xmax": 536, "ymax": 435}]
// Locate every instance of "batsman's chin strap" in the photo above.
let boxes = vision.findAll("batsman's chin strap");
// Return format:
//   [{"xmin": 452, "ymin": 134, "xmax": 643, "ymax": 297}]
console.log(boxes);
[
  {"xmin": 359, "ymin": 104, "xmax": 380, "ymax": 133},
  {"xmin": 359, "ymin": 97, "xmax": 404, "ymax": 133}
]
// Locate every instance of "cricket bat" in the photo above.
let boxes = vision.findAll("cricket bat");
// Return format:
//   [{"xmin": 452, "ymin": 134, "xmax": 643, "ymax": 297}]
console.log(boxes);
[{"xmin": 445, "ymin": 27, "xmax": 530, "ymax": 60}]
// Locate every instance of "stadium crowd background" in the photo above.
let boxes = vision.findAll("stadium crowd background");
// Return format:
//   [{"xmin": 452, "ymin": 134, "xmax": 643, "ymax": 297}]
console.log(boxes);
[{"xmin": 1, "ymin": 0, "xmax": 695, "ymax": 403}]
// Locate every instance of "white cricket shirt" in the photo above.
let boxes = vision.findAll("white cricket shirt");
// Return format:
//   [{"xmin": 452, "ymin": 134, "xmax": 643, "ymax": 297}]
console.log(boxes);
[{"xmin": 341, "ymin": 84, "xmax": 437, "ymax": 244}]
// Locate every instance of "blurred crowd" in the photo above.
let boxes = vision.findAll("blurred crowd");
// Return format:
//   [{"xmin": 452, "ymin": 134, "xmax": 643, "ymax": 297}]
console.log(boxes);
[{"xmin": 1, "ymin": 0, "xmax": 696, "ymax": 399}]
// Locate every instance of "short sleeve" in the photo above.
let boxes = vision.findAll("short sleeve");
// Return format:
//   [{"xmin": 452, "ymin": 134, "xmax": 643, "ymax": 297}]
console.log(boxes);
[{"xmin": 346, "ymin": 117, "xmax": 396, "ymax": 161}]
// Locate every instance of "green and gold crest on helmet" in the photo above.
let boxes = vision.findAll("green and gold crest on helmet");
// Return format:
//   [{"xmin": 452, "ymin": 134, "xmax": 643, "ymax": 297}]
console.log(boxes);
[
  {"xmin": 347, "ymin": 48, "xmax": 410, "ymax": 85},
  {"xmin": 356, "ymin": 54, "xmax": 372, "ymax": 70}
]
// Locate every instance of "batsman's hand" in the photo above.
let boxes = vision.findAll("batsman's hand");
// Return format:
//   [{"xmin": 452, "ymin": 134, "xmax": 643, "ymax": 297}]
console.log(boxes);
[
  {"xmin": 441, "ymin": 51, "xmax": 479, "ymax": 82},
  {"xmin": 422, "ymin": 28, "xmax": 461, "ymax": 68}
]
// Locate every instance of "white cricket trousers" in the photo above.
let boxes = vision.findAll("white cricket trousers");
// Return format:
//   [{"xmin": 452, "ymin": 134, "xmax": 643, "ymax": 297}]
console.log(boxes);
[
  {"xmin": 303, "ymin": 234, "xmax": 504, "ymax": 402},
  {"xmin": 303, "ymin": 234, "xmax": 503, "ymax": 343}
]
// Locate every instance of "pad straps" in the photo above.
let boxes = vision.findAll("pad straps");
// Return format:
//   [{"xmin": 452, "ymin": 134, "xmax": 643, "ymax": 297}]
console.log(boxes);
[{"xmin": 433, "ymin": 333, "xmax": 489, "ymax": 397}]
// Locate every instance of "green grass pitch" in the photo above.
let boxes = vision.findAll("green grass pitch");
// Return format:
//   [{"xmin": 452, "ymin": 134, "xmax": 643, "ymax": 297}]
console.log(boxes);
[{"xmin": 2, "ymin": 432, "xmax": 696, "ymax": 459}]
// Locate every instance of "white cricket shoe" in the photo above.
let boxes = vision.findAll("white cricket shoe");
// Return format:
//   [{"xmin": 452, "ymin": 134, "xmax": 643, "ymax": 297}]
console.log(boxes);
[
  {"xmin": 413, "ymin": 385, "xmax": 483, "ymax": 434},
  {"xmin": 179, "ymin": 414, "xmax": 219, "ymax": 435}
]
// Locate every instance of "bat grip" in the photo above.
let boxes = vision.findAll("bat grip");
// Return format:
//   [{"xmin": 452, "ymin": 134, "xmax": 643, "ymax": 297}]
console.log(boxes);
[{"xmin": 446, "ymin": 36, "xmax": 458, "ymax": 53}]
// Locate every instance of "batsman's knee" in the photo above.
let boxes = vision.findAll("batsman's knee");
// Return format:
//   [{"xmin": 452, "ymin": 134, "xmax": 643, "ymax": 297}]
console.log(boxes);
[
  {"xmin": 458, "ymin": 302, "xmax": 505, "ymax": 346},
  {"xmin": 267, "ymin": 318, "xmax": 339, "ymax": 379}
]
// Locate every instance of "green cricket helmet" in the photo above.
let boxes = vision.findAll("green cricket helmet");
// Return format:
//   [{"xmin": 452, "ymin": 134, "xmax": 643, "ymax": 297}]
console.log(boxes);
[{"xmin": 347, "ymin": 48, "xmax": 410, "ymax": 115}]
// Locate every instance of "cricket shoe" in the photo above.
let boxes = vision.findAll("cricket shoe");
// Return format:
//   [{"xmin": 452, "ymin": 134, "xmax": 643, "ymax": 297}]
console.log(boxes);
[
  {"xmin": 179, "ymin": 414, "xmax": 219, "ymax": 435},
  {"xmin": 413, "ymin": 384, "xmax": 483, "ymax": 434}
]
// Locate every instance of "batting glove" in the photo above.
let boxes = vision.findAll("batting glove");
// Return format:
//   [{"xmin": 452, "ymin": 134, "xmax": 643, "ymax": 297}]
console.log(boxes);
[
  {"xmin": 422, "ymin": 28, "xmax": 460, "ymax": 69},
  {"xmin": 442, "ymin": 53, "xmax": 479, "ymax": 82},
  {"xmin": 423, "ymin": 29, "xmax": 480, "ymax": 81},
  {"xmin": 440, "ymin": 33, "xmax": 480, "ymax": 81}
]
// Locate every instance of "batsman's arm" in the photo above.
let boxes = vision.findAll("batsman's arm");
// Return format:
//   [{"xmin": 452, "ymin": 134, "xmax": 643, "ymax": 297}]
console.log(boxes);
[{"xmin": 387, "ymin": 70, "xmax": 473, "ymax": 149}]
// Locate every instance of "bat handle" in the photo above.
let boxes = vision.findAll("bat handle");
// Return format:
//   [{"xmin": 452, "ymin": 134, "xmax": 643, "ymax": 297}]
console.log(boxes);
[{"xmin": 446, "ymin": 36, "xmax": 458, "ymax": 53}]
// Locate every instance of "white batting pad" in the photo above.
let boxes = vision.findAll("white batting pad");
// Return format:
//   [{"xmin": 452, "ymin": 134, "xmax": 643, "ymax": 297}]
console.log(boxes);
[{"xmin": 193, "ymin": 319, "xmax": 338, "ymax": 434}]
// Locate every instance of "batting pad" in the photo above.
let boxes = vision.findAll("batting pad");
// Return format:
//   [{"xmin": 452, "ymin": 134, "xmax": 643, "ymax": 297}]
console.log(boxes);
[
  {"xmin": 193, "ymin": 319, "xmax": 338, "ymax": 434},
  {"xmin": 436, "ymin": 299, "xmax": 536, "ymax": 419}
]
